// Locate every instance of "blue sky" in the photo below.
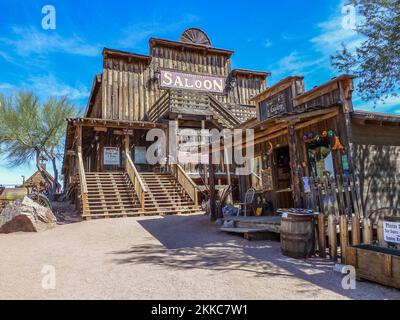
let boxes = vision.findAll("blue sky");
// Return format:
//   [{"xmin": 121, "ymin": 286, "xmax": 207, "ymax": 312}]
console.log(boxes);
[{"xmin": 0, "ymin": 0, "xmax": 399, "ymax": 185}]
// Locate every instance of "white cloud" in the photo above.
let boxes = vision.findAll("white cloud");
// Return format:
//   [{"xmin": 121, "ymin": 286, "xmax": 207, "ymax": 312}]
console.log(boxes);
[
  {"xmin": 354, "ymin": 95, "xmax": 400, "ymax": 113},
  {"xmin": 0, "ymin": 26, "xmax": 101, "ymax": 58},
  {"xmin": 310, "ymin": 2, "xmax": 364, "ymax": 57},
  {"xmin": 117, "ymin": 13, "xmax": 201, "ymax": 49},
  {"xmin": 24, "ymin": 74, "xmax": 90, "ymax": 100},
  {"xmin": 0, "ymin": 83, "xmax": 15, "ymax": 91},
  {"xmin": 272, "ymin": 51, "xmax": 325, "ymax": 77}
]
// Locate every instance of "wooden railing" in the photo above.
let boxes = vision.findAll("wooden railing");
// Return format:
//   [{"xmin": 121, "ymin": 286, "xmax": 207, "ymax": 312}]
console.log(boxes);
[
  {"xmin": 125, "ymin": 153, "xmax": 148, "ymax": 210},
  {"xmin": 171, "ymin": 163, "xmax": 199, "ymax": 208},
  {"xmin": 77, "ymin": 152, "xmax": 89, "ymax": 217},
  {"xmin": 146, "ymin": 89, "xmax": 242, "ymax": 128},
  {"xmin": 227, "ymin": 104, "xmax": 257, "ymax": 122},
  {"xmin": 147, "ymin": 91, "xmax": 170, "ymax": 122},
  {"xmin": 208, "ymin": 94, "xmax": 241, "ymax": 128}
]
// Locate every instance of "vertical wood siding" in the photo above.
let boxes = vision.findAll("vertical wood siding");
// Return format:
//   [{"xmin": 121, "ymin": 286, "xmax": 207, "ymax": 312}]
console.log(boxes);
[{"xmin": 100, "ymin": 45, "xmax": 267, "ymax": 121}]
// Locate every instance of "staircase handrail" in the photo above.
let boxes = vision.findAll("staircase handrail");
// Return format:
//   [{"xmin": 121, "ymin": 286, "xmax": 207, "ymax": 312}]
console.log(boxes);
[
  {"xmin": 171, "ymin": 163, "xmax": 199, "ymax": 208},
  {"xmin": 125, "ymin": 153, "xmax": 148, "ymax": 210},
  {"xmin": 77, "ymin": 151, "xmax": 89, "ymax": 217}
]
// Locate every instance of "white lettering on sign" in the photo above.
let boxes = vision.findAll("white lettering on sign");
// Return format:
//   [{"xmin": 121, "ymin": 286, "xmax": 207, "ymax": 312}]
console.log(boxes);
[
  {"xmin": 383, "ymin": 220, "xmax": 400, "ymax": 244},
  {"xmin": 160, "ymin": 70, "xmax": 226, "ymax": 94},
  {"xmin": 104, "ymin": 147, "xmax": 120, "ymax": 166}
]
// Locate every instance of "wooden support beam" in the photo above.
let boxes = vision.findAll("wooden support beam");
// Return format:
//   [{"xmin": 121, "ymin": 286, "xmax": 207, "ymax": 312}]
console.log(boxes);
[
  {"xmin": 328, "ymin": 214, "xmax": 337, "ymax": 261},
  {"xmin": 340, "ymin": 215, "xmax": 349, "ymax": 264},
  {"xmin": 318, "ymin": 213, "xmax": 326, "ymax": 258},
  {"xmin": 288, "ymin": 125, "xmax": 302, "ymax": 207},
  {"xmin": 363, "ymin": 218, "xmax": 373, "ymax": 244},
  {"xmin": 351, "ymin": 214, "xmax": 361, "ymax": 246}
]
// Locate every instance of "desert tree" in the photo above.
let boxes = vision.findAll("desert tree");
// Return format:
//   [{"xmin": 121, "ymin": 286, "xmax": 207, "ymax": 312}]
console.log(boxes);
[
  {"xmin": 331, "ymin": 0, "xmax": 400, "ymax": 103},
  {"xmin": 0, "ymin": 91, "xmax": 76, "ymax": 199}
]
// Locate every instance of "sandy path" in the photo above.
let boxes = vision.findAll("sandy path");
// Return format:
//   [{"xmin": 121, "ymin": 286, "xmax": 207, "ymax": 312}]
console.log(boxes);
[{"xmin": 0, "ymin": 214, "xmax": 399, "ymax": 300}]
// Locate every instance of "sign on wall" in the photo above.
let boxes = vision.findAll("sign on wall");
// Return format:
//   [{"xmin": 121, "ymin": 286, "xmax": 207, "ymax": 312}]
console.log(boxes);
[
  {"xmin": 259, "ymin": 90, "xmax": 289, "ymax": 120},
  {"xmin": 160, "ymin": 69, "xmax": 226, "ymax": 94},
  {"xmin": 104, "ymin": 147, "xmax": 120, "ymax": 166},
  {"xmin": 383, "ymin": 219, "xmax": 400, "ymax": 244}
]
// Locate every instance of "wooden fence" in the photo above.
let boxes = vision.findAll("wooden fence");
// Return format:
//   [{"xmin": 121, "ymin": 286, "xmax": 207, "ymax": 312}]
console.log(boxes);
[
  {"xmin": 304, "ymin": 174, "xmax": 399, "ymax": 262},
  {"xmin": 302, "ymin": 174, "xmax": 363, "ymax": 218},
  {"xmin": 314, "ymin": 213, "xmax": 388, "ymax": 263}
]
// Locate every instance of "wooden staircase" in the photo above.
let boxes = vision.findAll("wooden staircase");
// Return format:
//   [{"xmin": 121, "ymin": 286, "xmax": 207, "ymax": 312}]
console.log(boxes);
[
  {"xmin": 84, "ymin": 172, "xmax": 141, "ymax": 218},
  {"xmin": 141, "ymin": 172, "xmax": 200, "ymax": 215},
  {"xmin": 80, "ymin": 171, "xmax": 201, "ymax": 219}
]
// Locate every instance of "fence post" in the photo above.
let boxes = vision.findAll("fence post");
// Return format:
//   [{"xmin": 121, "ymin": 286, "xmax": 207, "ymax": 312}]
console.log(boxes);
[
  {"xmin": 318, "ymin": 213, "xmax": 326, "ymax": 258},
  {"xmin": 377, "ymin": 220, "xmax": 385, "ymax": 247},
  {"xmin": 328, "ymin": 214, "xmax": 337, "ymax": 261},
  {"xmin": 340, "ymin": 215, "xmax": 349, "ymax": 264},
  {"xmin": 351, "ymin": 214, "xmax": 361, "ymax": 246},
  {"xmin": 363, "ymin": 218, "xmax": 373, "ymax": 245}
]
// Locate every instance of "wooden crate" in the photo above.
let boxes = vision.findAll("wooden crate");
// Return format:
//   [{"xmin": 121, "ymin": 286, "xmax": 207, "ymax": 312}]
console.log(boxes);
[{"xmin": 346, "ymin": 245, "xmax": 400, "ymax": 289}]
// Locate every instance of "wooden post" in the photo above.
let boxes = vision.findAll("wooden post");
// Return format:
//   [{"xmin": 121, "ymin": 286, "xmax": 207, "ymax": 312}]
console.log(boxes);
[
  {"xmin": 209, "ymin": 149, "xmax": 217, "ymax": 222},
  {"xmin": 340, "ymin": 215, "xmax": 349, "ymax": 264},
  {"xmin": 363, "ymin": 218, "xmax": 373, "ymax": 244},
  {"xmin": 377, "ymin": 220, "xmax": 385, "ymax": 247},
  {"xmin": 318, "ymin": 213, "xmax": 326, "ymax": 258},
  {"xmin": 351, "ymin": 214, "xmax": 361, "ymax": 246},
  {"xmin": 328, "ymin": 214, "xmax": 337, "ymax": 261},
  {"xmin": 288, "ymin": 125, "xmax": 302, "ymax": 207}
]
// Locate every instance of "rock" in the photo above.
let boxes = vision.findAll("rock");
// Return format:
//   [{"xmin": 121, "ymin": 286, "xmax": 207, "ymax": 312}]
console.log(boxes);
[{"xmin": 0, "ymin": 197, "xmax": 57, "ymax": 234}]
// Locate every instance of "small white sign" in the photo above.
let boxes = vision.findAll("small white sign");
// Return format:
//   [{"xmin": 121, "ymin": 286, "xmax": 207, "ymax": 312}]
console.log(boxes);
[
  {"xmin": 104, "ymin": 147, "xmax": 120, "ymax": 166},
  {"xmin": 383, "ymin": 220, "xmax": 400, "ymax": 244}
]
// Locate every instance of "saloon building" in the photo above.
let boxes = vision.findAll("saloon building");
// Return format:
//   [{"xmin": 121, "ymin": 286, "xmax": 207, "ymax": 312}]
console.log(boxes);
[{"xmin": 62, "ymin": 28, "xmax": 270, "ymax": 219}]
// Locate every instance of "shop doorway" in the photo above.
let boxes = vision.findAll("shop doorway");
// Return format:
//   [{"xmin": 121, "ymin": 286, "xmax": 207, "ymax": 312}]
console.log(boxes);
[{"xmin": 274, "ymin": 146, "xmax": 294, "ymax": 208}]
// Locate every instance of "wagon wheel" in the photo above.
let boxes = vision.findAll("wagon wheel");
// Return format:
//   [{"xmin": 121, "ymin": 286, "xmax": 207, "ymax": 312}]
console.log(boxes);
[{"xmin": 179, "ymin": 28, "xmax": 211, "ymax": 47}]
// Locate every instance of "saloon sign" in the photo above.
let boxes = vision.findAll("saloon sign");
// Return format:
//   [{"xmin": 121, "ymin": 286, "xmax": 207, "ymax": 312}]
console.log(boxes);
[{"xmin": 160, "ymin": 69, "xmax": 226, "ymax": 94}]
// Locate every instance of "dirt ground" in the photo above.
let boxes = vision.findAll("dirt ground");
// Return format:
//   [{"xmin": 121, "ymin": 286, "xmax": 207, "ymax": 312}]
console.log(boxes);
[{"xmin": 0, "ymin": 214, "xmax": 399, "ymax": 300}]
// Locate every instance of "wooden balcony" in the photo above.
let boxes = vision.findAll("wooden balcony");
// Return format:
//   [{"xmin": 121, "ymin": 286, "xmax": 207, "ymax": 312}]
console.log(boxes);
[{"xmin": 146, "ymin": 90, "xmax": 245, "ymax": 128}]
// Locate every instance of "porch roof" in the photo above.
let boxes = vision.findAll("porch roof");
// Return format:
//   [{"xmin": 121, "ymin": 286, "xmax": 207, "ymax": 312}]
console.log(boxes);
[{"xmin": 62, "ymin": 118, "xmax": 166, "ymax": 174}]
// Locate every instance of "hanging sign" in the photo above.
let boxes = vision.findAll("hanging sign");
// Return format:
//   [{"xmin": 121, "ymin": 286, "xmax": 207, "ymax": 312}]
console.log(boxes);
[
  {"xmin": 160, "ymin": 69, "xmax": 226, "ymax": 94},
  {"xmin": 383, "ymin": 219, "xmax": 400, "ymax": 244},
  {"xmin": 261, "ymin": 168, "xmax": 274, "ymax": 192},
  {"xmin": 104, "ymin": 147, "xmax": 120, "ymax": 166}
]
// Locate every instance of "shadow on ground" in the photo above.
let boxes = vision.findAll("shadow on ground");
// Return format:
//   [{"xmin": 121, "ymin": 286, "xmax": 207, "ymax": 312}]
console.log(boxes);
[{"xmin": 110, "ymin": 214, "xmax": 399, "ymax": 300}]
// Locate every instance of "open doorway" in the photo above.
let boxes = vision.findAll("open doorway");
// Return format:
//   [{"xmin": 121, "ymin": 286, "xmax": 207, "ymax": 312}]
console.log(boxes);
[{"xmin": 274, "ymin": 146, "xmax": 294, "ymax": 208}]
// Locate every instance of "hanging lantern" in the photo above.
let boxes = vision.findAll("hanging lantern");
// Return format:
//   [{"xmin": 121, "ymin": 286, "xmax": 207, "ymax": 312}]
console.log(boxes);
[
  {"xmin": 328, "ymin": 130, "xmax": 335, "ymax": 138},
  {"xmin": 332, "ymin": 135, "xmax": 344, "ymax": 150}
]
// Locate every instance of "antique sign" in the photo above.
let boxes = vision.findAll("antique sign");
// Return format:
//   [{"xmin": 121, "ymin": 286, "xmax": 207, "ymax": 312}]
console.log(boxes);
[
  {"xmin": 261, "ymin": 168, "xmax": 274, "ymax": 191},
  {"xmin": 160, "ymin": 69, "xmax": 226, "ymax": 94},
  {"xmin": 383, "ymin": 219, "xmax": 400, "ymax": 244},
  {"xmin": 104, "ymin": 147, "xmax": 120, "ymax": 166},
  {"xmin": 259, "ymin": 91, "xmax": 288, "ymax": 120}
]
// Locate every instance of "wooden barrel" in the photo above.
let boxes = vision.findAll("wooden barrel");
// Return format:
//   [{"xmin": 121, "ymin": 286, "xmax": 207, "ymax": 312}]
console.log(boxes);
[{"xmin": 280, "ymin": 213, "xmax": 315, "ymax": 259}]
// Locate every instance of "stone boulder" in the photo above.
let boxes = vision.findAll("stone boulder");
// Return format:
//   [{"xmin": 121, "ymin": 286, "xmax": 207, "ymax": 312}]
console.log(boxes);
[{"xmin": 0, "ymin": 197, "xmax": 57, "ymax": 234}]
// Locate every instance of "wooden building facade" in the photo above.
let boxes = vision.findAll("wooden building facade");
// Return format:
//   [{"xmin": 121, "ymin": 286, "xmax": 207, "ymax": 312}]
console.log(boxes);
[
  {"xmin": 62, "ymin": 28, "xmax": 270, "ymax": 219},
  {"xmin": 239, "ymin": 75, "xmax": 400, "ymax": 221}
]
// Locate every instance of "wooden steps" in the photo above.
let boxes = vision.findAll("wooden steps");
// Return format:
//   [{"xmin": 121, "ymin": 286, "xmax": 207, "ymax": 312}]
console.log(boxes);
[
  {"xmin": 81, "ymin": 171, "xmax": 201, "ymax": 219},
  {"xmin": 83, "ymin": 172, "xmax": 141, "ymax": 219},
  {"xmin": 140, "ymin": 172, "xmax": 198, "ymax": 215}
]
